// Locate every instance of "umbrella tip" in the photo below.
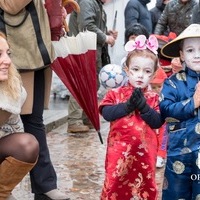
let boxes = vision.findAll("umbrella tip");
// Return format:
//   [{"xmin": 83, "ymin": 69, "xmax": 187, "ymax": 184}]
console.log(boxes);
[{"xmin": 97, "ymin": 131, "xmax": 103, "ymax": 144}]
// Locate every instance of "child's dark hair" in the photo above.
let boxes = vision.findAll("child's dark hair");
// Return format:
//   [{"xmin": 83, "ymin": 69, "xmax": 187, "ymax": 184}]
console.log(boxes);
[
  {"xmin": 179, "ymin": 40, "xmax": 184, "ymax": 51},
  {"xmin": 124, "ymin": 23, "xmax": 149, "ymax": 45}
]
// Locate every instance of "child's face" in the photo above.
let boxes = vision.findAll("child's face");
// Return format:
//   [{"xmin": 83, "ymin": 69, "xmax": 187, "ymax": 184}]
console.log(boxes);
[
  {"xmin": 180, "ymin": 38, "xmax": 200, "ymax": 72},
  {"xmin": 150, "ymin": 83, "xmax": 163, "ymax": 94},
  {"xmin": 128, "ymin": 35, "xmax": 137, "ymax": 41},
  {"xmin": 126, "ymin": 56, "xmax": 155, "ymax": 88},
  {"xmin": 0, "ymin": 37, "xmax": 11, "ymax": 81}
]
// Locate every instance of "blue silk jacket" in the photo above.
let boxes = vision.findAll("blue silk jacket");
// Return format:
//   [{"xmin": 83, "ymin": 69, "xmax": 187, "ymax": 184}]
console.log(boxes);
[{"xmin": 160, "ymin": 67, "xmax": 200, "ymax": 156}]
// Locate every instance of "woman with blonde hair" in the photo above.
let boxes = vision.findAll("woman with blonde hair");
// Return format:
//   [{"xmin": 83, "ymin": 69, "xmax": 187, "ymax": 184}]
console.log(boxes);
[{"xmin": 0, "ymin": 32, "xmax": 39, "ymax": 199}]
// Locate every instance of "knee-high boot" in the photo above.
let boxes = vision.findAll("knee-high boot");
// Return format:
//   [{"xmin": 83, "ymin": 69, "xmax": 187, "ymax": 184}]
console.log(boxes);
[{"xmin": 0, "ymin": 156, "xmax": 36, "ymax": 199}]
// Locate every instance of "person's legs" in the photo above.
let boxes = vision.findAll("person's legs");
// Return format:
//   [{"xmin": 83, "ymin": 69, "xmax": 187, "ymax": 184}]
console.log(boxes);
[
  {"xmin": 21, "ymin": 69, "xmax": 57, "ymax": 194},
  {"xmin": 82, "ymin": 112, "xmax": 94, "ymax": 129},
  {"xmin": 0, "ymin": 132, "xmax": 39, "ymax": 165},
  {"xmin": 21, "ymin": 69, "xmax": 70, "ymax": 200},
  {"xmin": 156, "ymin": 126, "xmax": 168, "ymax": 168},
  {"xmin": 162, "ymin": 154, "xmax": 192, "ymax": 200},
  {"xmin": 0, "ymin": 133, "xmax": 39, "ymax": 199},
  {"xmin": 191, "ymin": 150, "xmax": 200, "ymax": 199},
  {"xmin": 67, "ymin": 95, "xmax": 89, "ymax": 133}
]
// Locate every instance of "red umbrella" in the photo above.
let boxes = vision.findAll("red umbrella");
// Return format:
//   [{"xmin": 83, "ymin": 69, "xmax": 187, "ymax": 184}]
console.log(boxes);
[{"xmin": 51, "ymin": 31, "xmax": 103, "ymax": 144}]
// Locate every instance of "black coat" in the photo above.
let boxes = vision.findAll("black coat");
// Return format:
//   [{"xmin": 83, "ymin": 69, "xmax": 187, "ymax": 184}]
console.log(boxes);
[
  {"xmin": 150, "ymin": 0, "xmax": 166, "ymax": 32},
  {"xmin": 124, "ymin": 0, "xmax": 152, "ymax": 34},
  {"xmin": 191, "ymin": 3, "xmax": 200, "ymax": 24}
]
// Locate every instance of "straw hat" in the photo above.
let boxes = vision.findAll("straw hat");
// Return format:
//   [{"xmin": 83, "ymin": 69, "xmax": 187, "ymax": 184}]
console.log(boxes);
[{"xmin": 161, "ymin": 24, "xmax": 200, "ymax": 58}]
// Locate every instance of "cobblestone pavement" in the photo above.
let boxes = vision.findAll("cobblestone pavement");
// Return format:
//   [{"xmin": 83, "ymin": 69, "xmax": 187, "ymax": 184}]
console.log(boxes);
[
  {"xmin": 13, "ymin": 119, "xmax": 165, "ymax": 200},
  {"xmin": 12, "ymin": 97, "xmax": 165, "ymax": 199}
]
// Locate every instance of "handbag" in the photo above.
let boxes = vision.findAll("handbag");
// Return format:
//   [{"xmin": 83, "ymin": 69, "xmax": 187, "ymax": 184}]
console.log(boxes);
[
  {"xmin": 101, "ymin": 44, "xmax": 111, "ymax": 67},
  {"xmin": 0, "ymin": 1, "xmax": 53, "ymax": 71}
]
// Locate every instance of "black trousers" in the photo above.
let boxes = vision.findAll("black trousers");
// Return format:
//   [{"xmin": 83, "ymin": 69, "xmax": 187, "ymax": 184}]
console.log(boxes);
[{"xmin": 21, "ymin": 69, "xmax": 57, "ymax": 194}]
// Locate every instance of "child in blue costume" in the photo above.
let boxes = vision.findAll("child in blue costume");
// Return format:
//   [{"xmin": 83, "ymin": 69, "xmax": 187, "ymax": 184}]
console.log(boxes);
[{"xmin": 160, "ymin": 24, "xmax": 200, "ymax": 199}]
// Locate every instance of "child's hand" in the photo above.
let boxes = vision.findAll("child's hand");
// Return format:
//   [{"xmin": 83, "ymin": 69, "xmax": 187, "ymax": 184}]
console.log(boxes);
[
  {"xmin": 133, "ymin": 88, "xmax": 150, "ymax": 114},
  {"xmin": 125, "ymin": 88, "xmax": 149, "ymax": 114},
  {"xmin": 125, "ymin": 89, "xmax": 138, "ymax": 113},
  {"xmin": 193, "ymin": 82, "xmax": 200, "ymax": 108}
]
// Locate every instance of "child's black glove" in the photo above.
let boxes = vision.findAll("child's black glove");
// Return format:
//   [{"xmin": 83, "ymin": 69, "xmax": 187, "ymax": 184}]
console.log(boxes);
[
  {"xmin": 125, "ymin": 89, "xmax": 138, "ymax": 114},
  {"xmin": 134, "ymin": 88, "xmax": 150, "ymax": 114}
]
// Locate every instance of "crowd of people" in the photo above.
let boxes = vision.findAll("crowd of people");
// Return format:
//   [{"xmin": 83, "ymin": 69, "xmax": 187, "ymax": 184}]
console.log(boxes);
[{"xmin": 1, "ymin": 0, "xmax": 200, "ymax": 199}]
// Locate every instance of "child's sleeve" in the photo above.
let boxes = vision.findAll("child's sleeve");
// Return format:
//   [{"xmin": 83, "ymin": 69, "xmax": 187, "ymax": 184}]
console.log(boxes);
[
  {"xmin": 99, "ymin": 90, "xmax": 128, "ymax": 121},
  {"xmin": 140, "ymin": 108, "xmax": 164, "ymax": 129},
  {"xmin": 101, "ymin": 103, "xmax": 128, "ymax": 122},
  {"xmin": 160, "ymin": 78, "xmax": 195, "ymax": 121}
]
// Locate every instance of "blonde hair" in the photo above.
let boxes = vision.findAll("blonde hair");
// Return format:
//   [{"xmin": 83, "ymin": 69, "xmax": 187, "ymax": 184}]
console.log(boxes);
[{"xmin": 0, "ymin": 32, "xmax": 22, "ymax": 100}]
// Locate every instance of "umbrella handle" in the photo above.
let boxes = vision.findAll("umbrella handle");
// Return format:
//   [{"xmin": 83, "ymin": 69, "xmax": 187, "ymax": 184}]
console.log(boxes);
[
  {"xmin": 63, "ymin": 19, "xmax": 69, "ymax": 32},
  {"xmin": 62, "ymin": 0, "xmax": 81, "ymax": 33},
  {"xmin": 62, "ymin": 0, "xmax": 80, "ymax": 13}
]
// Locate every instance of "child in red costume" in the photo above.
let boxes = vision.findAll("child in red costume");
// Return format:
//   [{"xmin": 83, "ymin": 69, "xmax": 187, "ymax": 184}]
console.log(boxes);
[
  {"xmin": 150, "ymin": 67, "xmax": 168, "ymax": 168},
  {"xmin": 99, "ymin": 35, "xmax": 163, "ymax": 200},
  {"xmin": 154, "ymin": 32, "xmax": 177, "ymax": 77}
]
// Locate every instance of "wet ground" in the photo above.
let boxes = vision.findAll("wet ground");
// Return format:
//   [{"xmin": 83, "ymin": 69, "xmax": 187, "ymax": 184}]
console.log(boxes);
[{"xmin": 12, "ymin": 97, "xmax": 165, "ymax": 200}]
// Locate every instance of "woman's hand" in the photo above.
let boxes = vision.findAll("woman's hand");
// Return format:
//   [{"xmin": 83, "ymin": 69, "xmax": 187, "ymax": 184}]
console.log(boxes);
[{"xmin": 108, "ymin": 30, "xmax": 118, "ymax": 40}]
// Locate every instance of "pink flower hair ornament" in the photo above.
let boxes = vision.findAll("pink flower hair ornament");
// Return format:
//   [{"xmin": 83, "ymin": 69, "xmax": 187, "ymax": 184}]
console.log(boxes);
[{"xmin": 124, "ymin": 35, "xmax": 159, "ymax": 55}]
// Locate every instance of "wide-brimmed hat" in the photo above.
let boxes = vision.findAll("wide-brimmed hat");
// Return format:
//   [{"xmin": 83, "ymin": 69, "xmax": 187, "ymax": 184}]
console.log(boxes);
[{"xmin": 161, "ymin": 24, "xmax": 200, "ymax": 58}]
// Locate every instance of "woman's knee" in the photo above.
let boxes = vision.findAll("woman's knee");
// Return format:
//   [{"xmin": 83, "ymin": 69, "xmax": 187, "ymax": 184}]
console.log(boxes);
[{"xmin": 18, "ymin": 133, "xmax": 39, "ymax": 163}]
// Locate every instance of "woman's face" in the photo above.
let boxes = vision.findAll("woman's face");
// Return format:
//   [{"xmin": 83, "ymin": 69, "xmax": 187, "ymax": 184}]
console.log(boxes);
[
  {"xmin": 180, "ymin": 38, "xmax": 200, "ymax": 72},
  {"xmin": 126, "ymin": 56, "xmax": 155, "ymax": 88},
  {"xmin": 0, "ymin": 37, "xmax": 11, "ymax": 81}
]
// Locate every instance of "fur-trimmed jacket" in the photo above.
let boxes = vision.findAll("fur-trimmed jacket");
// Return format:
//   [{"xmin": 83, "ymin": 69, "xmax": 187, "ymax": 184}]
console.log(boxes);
[
  {"xmin": 0, "ymin": 68, "xmax": 27, "ymax": 138},
  {"xmin": 0, "ymin": 87, "xmax": 27, "ymax": 138}
]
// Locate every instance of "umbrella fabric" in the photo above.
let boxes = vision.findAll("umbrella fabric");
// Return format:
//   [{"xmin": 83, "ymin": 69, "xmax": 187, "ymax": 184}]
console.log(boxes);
[
  {"xmin": 51, "ymin": 31, "xmax": 103, "ymax": 143},
  {"xmin": 45, "ymin": 0, "xmax": 64, "ymax": 41}
]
